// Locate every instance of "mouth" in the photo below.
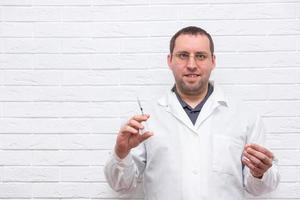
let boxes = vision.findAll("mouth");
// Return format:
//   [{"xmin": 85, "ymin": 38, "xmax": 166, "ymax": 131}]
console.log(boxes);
[{"xmin": 184, "ymin": 74, "xmax": 200, "ymax": 78}]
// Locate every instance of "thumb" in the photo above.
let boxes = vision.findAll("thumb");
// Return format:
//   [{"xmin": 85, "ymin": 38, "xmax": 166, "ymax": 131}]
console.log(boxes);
[{"xmin": 139, "ymin": 131, "xmax": 153, "ymax": 143}]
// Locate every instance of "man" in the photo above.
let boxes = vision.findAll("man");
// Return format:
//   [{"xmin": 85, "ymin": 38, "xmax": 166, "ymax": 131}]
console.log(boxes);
[{"xmin": 104, "ymin": 26, "xmax": 280, "ymax": 199}]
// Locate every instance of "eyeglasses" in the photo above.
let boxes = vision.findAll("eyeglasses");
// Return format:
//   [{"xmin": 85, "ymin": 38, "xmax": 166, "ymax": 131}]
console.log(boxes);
[{"xmin": 173, "ymin": 52, "xmax": 210, "ymax": 65}]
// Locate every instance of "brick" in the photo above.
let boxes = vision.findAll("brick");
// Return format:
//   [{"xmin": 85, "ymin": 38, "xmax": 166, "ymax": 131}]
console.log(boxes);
[
  {"xmin": 2, "ymin": 102, "xmax": 122, "ymax": 117},
  {"xmin": 217, "ymin": 52, "xmax": 300, "ymax": 68},
  {"xmin": 120, "ymin": 37, "xmax": 169, "ymax": 53},
  {"xmin": 0, "ymin": 118, "xmax": 120, "ymax": 134},
  {"xmin": 0, "ymin": 183, "xmax": 31, "ymax": 198},
  {"xmin": 214, "ymin": 35, "xmax": 298, "ymax": 52},
  {"xmin": 180, "ymin": 19, "xmax": 300, "ymax": 36},
  {"xmin": 59, "ymin": 134, "xmax": 116, "ymax": 150},
  {"xmin": 0, "ymin": 72, "xmax": 3, "ymax": 85},
  {"xmin": 33, "ymin": 22, "xmax": 63, "ymax": 37},
  {"xmin": 261, "ymin": 183, "xmax": 300, "ymax": 198},
  {"xmin": 0, "ymin": 151, "xmax": 32, "ymax": 165},
  {"xmin": 2, "ymin": 6, "xmax": 61, "ymax": 22},
  {"xmin": 0, "ymin": 103, "xmax": 3, "ymax": 117},
  {"xmin": 31, "ymin": 183, "xmax": 96, "ymax": 198},
  {"xmin": 90, "ymin": 182, "xmax": 144, "ymax": 198},
  {"xmin": 92, "ymin": 5, "xmax": 178, "ymax": 21},
  {"xmin": 31, "ymin": 150, "xmax": 109, "ymax": 165},
  {"xmin": 298, "ymin": 3, "xmax": 300, "ymax": 18},
  {"xmin": 0, "ymin": 134, "xmax": 60, "ymax": 149},
  {"xmin": 92, "ymin": 21, "xmax": 180, "ymax": 38},
  {"xmin": 266, "ymin": 133, "xmax": 300, "ymax": 149},
  {"xmin": 212, "ymin": 0, "xmax": 299, "ymax": 2},
  {"xmin": 2, "ymin": 70, "xmax": 62, "ymax": 86},
  {"xmin": 35, "ymin": 54, "xmax": 92, "ymax": 69},
  {"xmin": 278, "ymin": 166, "xmax": 300, "ymax": 182},
  {"xmin": 0, "ymin": 22, "xmax": 34, "ymax": 37},
  {"xmin": 2, "ymin": 38, "xmax": 61, "ymax": 53},
  {"xmin": 0, "ymin": 54, "xmax": 35, "ymax": 69},
  {"xmin": 60, "ymin": 166, "xmax": 104, "ymax": 181},
  {"xmin": 31, "ymin": 0, "xmax": 92, "ymax": 5},
  {"xmin": 2, "ymin": 38, "xmax": 35, "ymax": 53},
  {"xmin": 61, "ymin": 70, "xmax": 120, "ymax": 85},
  {"xmin": 61, "ymin": 38, "xmax": 120, "ymax": 53},
  {"xmin": 0, "ymin": 0, "xmax": 32, "ymax": 5},
  {"xmin": 264, "ymin": 117, "xmax": 300, "ymax": 133},
  {"xmin": 147, "ymin": 53, "xmax": 168, "ymax": 69},
  {"xmin": 213, "ymin": 68, "xmax": 300, "ymax": 84},
  {"xmin": 120, "ymin": 69, "xmax": 173, "ymax": 85},
  {"xmin": 179, "ymin": 4, "xmax": 297, "ymax": 20},
  {"xmin": 58, "ymin": 22, "xmax": 93, "ymax": 37},
  {"xmin": 60, "ymin": 6, "xmax": 92, "ymax": 21},
  {"xmin": 32, "ymin": 182, "xmax": 143, "ymax": 198},
  {"xmin": 0, "ymin": 85, "xmax": 169, "ymax": 101},
  {"xmin": 273, "ymin": 149, "xmax": 300, "ymax": 165},
  {"xmin": 91, "ymin": 0, "xmax": 148, "ymax": 5},
  {"xmin": 221, "ymin": 84, "xmax": 300, "ymax": 100},
  {"xmin": 2, "ymin": 166, "xmax": 59, "ymax": 182},
  {"xmin": 33, "ymin": 53, "xmax": 164, "ymax": 70},
  {"xmin": 151, "ymin": 0, "xmax": 299, "ymax": 3},
  {"xmin": 100, "ymin": 53, "xmax": 155, "ymax": 70},
  {"xmin": 244, "ymin": 101, "xmax": 300, "ymax": 117}
]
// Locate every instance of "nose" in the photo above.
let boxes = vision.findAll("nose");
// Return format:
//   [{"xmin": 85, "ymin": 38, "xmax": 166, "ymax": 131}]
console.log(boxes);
[{"xmin": 187, "ymin": 56, "xmax": 197, "ymax": 70}]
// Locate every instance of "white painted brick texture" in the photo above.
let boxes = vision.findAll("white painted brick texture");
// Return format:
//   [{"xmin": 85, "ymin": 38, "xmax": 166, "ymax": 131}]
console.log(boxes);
[{"xmin": 0, "ymin": 1, "xmax": 299, "ymax": 199}]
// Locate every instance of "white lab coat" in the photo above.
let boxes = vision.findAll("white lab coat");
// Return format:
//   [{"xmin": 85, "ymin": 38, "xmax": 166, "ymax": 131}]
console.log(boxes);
[{"xmin": 104, "ymin": 82, "xmax": 280, "ymax": 200}]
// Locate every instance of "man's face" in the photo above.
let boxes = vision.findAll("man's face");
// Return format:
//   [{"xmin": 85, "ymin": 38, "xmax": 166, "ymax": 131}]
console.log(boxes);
[{"xmin": 168, "ymin": 34, "xmax": 216, "ymax": 96}]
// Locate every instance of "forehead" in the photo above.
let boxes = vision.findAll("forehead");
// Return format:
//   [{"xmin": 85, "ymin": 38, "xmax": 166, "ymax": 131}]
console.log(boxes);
[{"xmin": 174, "ymin": 34, "xmax": 210, "ymax": 53}]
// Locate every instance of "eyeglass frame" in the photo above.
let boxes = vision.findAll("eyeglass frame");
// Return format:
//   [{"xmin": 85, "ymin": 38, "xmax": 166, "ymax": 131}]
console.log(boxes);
[{"xmin": 171, "ymin": 51, "xmax": 213, "ymax": 65}]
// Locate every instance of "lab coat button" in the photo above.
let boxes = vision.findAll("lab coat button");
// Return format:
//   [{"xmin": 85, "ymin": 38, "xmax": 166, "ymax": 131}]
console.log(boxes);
[{"xmin": 192, "ymin": 169, "xmax": 199, "ymax": 175}]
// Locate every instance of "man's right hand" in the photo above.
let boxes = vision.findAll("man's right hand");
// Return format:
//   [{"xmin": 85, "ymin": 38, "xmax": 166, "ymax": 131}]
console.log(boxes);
[{"xmin": 115, "ymin": 114, "xmax": 153, "ymax": 159}]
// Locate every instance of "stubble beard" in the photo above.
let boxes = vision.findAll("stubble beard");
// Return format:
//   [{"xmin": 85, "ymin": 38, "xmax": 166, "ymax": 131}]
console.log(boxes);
[{"xmin": 176, "ymin": 76, "xmax": 209, "ymax": 96}]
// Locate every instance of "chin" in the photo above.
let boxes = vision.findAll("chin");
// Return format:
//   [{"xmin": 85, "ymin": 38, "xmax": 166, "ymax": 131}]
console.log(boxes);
[
  {"xmin": 181, "ymin": 82, "xmax": 206, "ymax": 94},
  {"xmin": 182, "ymin": 86, "xmax": 202, "ymax": 95}
]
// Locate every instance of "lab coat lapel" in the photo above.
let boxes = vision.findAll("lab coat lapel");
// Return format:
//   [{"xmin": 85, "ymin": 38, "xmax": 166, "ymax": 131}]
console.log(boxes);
[
  {"xmin": 194, "ymin": 96, "xmax": 219, "ymax": 130},
  {"xmin": 194, "ymin": 83, "xmax": 228, "ymax": 130},
  {"xmin": 159, "ymin": 90, "xmax": 198, "ymax": 134},
  {"xmin": 157, "ymin": 82, "xmax": 228, "ymax": 134}
]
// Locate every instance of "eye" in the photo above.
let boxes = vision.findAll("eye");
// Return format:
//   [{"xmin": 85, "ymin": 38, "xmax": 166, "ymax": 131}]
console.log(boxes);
[
  {"xmin": 195, "ymin": 54, "xmax": 206, "ymax": 60},
  {"xmin": 177, "ymin": 53, "xmax": 189, "ymax": 60}
]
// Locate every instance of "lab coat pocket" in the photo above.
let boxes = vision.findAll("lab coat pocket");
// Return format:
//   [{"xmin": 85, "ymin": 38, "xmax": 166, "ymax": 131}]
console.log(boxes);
[{"xmin": 212, "ymin": 135, "xmax": 244, "ymax": 176}]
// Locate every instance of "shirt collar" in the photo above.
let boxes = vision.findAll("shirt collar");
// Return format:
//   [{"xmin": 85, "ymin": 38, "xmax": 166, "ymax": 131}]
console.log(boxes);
[
  {"xmin": 171, "ymin": 83, "xmax": 214, "ymax": 111},
  {"xmin": 158, "ymin": 80, "xmax": 228, "ymax": 108},
  {"xmin": 171, "ymin": 85, "xmax": 190, "ymax": 109}
]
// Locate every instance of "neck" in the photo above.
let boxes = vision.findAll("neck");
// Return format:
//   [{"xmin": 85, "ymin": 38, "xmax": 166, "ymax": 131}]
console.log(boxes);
[{"xmin": 176, "ymin": 84, "xmax": 209, "ymax": 108}]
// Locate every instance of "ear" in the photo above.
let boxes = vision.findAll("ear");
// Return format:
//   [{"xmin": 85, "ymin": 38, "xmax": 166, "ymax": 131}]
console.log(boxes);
[
  {"xmin": 211, "ymin": 54, "xmax": 216, "ymax": 70},
  {"xmin": 167, "ymin": 54, "xmax": 173, "ymax": 70}
]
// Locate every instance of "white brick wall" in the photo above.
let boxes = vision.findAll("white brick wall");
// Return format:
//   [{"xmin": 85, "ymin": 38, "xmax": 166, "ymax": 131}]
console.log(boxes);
[{"xmin": 0, "ymin": 1, "xmax": 299, "ymax": 199}]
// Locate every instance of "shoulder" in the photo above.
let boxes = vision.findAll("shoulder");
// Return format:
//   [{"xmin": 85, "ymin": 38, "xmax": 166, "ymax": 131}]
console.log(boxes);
[{"xmin": 214, "ymin": 83, "xmax": 261, "ymax": 123}]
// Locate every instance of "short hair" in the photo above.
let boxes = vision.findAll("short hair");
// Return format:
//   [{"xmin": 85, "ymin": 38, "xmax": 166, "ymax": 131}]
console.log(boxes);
[{"xmin": 169, "ymin": 26, "xmax": 214, "ymax": 55}]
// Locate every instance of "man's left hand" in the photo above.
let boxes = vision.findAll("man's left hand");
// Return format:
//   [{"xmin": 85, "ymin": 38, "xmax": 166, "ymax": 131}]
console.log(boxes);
[{"xmin": 242, "ymin": 143, "xmax": 274, "ymax": 179}]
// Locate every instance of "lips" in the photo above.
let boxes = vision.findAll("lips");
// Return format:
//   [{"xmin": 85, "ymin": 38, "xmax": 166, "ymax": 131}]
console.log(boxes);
[{"xmin": 184, "ymin": 74, "xmax": 200, "ymax": 77}]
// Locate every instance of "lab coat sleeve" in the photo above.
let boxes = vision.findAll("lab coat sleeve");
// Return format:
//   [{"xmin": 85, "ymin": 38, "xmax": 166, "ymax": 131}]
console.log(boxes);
[
  {"xmin": 243, "ymin": 115, "xmax": 280, "ymax": 196},
  {"xmin": 104, "ymin": 143, "xmax": 146, "ymax": 193}
]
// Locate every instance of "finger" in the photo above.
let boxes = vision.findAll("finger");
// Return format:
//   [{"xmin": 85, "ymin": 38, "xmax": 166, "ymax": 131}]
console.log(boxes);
[
  {"xmin": 139, "ymin": 131, "xmax": 154, "ymax": 143},
  {"xmin": 132, "ymin": 114, "xmax": 150, "ymax": 123},
  {"xmin": 120, "ymin": 125, "xmax": 139, "ymax": 135},
  {"xmin": 246, "ymin": 147, "xmax": 273, "ymax": 166},
  {"xmin": 243, "ymin": 150, "xmax": 268, "ymax": 170},
  {"xmin": 242, "ymin": 157, "xmax": 264, "ymax": 177},
  {"xmin": 127, "ymin": 118, "xmax": 144, "ymax": 130},
  {"xmin": 247, "ymin": 144, "xmax": 274, "ymax": 159}
]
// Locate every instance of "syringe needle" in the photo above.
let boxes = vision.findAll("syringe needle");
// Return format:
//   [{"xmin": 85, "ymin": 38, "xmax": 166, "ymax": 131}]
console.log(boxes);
[{"xmin": 137, "ymin": 97, "xmax": 144, "ymax": 115}]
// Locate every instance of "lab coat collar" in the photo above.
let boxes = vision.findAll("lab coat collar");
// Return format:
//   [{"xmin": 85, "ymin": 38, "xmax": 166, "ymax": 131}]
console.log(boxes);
[
  {"xmin": 157, "ymin": 80, "xmax": 228, "ymax": 133},
  {"xmin": 157, "ymin": 81, "xmax": 228, "ymax": 108}
]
